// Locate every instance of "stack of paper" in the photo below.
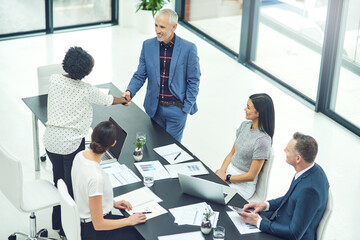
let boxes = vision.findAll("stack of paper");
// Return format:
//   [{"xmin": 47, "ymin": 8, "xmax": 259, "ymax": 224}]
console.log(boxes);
[
  {"xmin": 164, "ymin": 161, "xmax": 209, "ymax": 178},
  {"xmin": 114, "ymin": 187, "xmax": 167, "ymax": 220},
  {"xmin": 102, "ymin": 162, "xmax": 141, "ymax": 188},
  {"xmin": 169, "ymin": 202, "xmax": 219, "ymax": 227},
  {"xmin": 227, "ymin": 211, "xmax": 261, "ymax": 234},
  {"xmin": 154, "ymin": 143, "xmax": 193, "ymax": 164}
]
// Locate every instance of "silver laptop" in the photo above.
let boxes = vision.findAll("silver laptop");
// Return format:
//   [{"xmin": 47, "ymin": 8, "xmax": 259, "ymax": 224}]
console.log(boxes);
[
  {"xmin": 100, "ymin": 117, "xmax": 127, "ymax": 164},
  {"xmin": 178, "ymin": 173, "xmax": 237, "ymax": 205}
]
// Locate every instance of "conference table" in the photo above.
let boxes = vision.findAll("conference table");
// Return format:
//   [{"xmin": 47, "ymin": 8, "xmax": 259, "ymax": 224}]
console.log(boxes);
[{"xmin": 23, "ymin": 82, "xmax": 283, "ymax": 240}]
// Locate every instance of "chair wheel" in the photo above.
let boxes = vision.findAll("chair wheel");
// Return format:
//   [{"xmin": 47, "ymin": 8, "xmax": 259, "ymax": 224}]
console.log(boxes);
[
  {"xmin": 8, "ymin": 234, "xmax": 16, "ymax": 240},
  {"xmin": 38, "ymin": 228, "xmax": 48, "ymax": 237},
  {"xmin": 40, "ymin": 155, "xmax": 46, "ymax": 162}
]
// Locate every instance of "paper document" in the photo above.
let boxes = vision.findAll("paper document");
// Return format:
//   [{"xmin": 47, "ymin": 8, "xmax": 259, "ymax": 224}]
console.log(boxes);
[
  {"xmin": 227, "ymin": 211, "xmax": 261, "ymax": 234},
  {"xmin": 164, "ymin": 161, "xmax": 209, "ymax": 178},
  {"xmin": 169, "ymin": 202, "xmax": 219, "ymax": 227},
  {"xmin": 114, "ymin": 187, "xmax": 167, "ymax": 220},
  {"xmin": 153, "ymin": 143, "xmax": 193, "ymax": 164},
  {"xmin": 158, "ymin": 231, "xmax": 205, "ymax": 240},
  {"xmin": 134, "ymin": 160, "xmax": 171, "ymax": 180},
  {"xmin": 102, "ymin": 162, "xmax": 141, "ymax": 188}
]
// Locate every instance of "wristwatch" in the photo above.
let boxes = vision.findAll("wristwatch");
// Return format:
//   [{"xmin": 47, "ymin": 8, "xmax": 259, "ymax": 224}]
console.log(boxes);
[{"xmin": 226, "ymin": 174, "xmax": 231, "ymax": 183}]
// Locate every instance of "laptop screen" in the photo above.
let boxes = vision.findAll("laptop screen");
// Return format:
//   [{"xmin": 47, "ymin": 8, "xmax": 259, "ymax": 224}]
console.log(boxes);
[{"xmin": 107, "ymin": 117, "xmax": 127, "ymax": 159}]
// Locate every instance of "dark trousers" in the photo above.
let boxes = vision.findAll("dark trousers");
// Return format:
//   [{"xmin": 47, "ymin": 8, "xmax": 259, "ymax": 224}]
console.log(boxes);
[
  {"xmin": 46, "ymin": 138, "xmax": 85, "ymax": 234},
  {"xmin": 81, "ymin": 213, "xmax": 144, "ymax": 240}
]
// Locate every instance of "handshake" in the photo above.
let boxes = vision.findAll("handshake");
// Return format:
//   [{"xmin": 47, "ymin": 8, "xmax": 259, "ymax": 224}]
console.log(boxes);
[{"xmin": 120, "ymin": 91, "xmax": 132, "ymax": 106}]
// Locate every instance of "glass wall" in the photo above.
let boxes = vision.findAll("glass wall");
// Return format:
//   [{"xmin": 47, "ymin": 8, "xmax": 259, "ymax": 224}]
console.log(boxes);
[
  {"xmin": 330, "ymin": 0, "xmax": 360, "ymax": 128},
  {"xmin": 0, "ymin": 0, "xmax": 45, "ymax": 35},
  {"xmin": 183, "ymin": 0, "xmax": 243, "ymax": 53},
  {"xmin": 54, "ymin": 0, "xmax": 112, "ymax": 28},
  {"xmin": 0, "ymin": 0, "xmax": 116, "ymax": 40},
  {"xmin": 254, "ymin": 0, "xmax": 328, "ymax": 101}
]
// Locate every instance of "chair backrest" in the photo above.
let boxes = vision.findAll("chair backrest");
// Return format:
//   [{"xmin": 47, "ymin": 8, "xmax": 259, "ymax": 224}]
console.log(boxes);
[
  {"xmin": 37, "ymin": 63, "xmax": 64, "ymax": 95},
  {"xmin": 316, "ymin": 188, "xmax": 333, "ymax": 240},
  {"xmin": 0, "ymin": 145, "xmax": 23, "ymax": 211},
  {"xmin": 57, "ymin": 179, "xmax": 81, "ymax": 240},
  {"xmin": 247, "ymin": 148, "xmax": 274, "ymax": 202}
]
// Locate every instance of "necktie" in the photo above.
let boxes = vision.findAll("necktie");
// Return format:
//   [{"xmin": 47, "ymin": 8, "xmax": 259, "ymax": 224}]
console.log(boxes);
[{"xmin": 269, "ymin": 177, "xmax": 296, "ymax": 221}]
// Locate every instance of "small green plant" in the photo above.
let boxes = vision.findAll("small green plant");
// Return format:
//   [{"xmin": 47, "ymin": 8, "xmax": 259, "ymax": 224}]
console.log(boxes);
[
  {"xmin": 136, "ymin": 0, "xmax": 171, "ymax": 17},
  {"xmin": 134, "ymin": 137, "xmax": 144, "ymax": 149},
  {"xmin": 203, "ymin": 208, "xmax": 213, "ymax": 221}
]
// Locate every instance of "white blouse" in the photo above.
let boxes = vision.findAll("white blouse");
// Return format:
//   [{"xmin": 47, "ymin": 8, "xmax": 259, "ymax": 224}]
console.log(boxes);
[{"xmin": 43, "ymin": 74, "xmax": 113, "ymax": 154}]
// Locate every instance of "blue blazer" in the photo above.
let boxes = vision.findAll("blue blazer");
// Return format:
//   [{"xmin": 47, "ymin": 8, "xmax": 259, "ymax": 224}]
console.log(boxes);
[
  {"xmin": 127, "ymin": 35, "xmax": 201, "ymax": 118},
  {"xmin": 261, "ymin": 163, "xmax": 329, "ymax": 240}
]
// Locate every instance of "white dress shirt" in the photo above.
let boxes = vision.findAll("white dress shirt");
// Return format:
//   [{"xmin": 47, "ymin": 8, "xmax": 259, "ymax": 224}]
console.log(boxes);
[{"xmin": 44, "ymin": 74, "xmax": 113, "ymax": 154}]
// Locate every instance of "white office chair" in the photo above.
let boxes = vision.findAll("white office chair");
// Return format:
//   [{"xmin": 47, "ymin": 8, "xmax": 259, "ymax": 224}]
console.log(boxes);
[
  {"xmin": 316, "ymin": 188, "xmax": 333, "ymax": 240},
  {"xmin": 247, "ymin": 148, "xmax": 274, "ymax": 203},
  {"xmin": 37, "ymin": 63, "xmax": 65, "ymax": 95},
  {"xmin": 0, "ymin": 145, "xmax": 60, "ymax": 240},
  {"xmin": 57, "ymin": 179, "xmax": 81, "ymax": 240}
]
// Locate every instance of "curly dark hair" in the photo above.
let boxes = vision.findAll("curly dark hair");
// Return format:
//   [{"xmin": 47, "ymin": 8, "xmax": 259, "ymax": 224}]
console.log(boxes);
[{"xmin": 62, "ymin": 46, "xmax": 94, "ymax": 80}]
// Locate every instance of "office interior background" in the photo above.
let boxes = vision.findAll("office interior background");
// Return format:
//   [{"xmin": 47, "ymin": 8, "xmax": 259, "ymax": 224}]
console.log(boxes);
[{"xmin": 0, "ymin": 0, "xmax": 359, "ymax": 239}]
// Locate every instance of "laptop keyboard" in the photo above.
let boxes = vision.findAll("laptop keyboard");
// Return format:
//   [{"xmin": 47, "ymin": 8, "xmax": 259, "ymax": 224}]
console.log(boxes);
[{"xmin": 102, "ymin": 152, "xmax": 112, "ymax": 160}]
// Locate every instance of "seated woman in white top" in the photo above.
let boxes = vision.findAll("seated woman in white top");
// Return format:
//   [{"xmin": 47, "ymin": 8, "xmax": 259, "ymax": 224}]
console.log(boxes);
[
  {"xmin": 43, "ymin": 46, "xmax": 129, "ymax": 237},
  {"xmin": 71, "ymin": 121, "xmax": 146, "ymax": 240},
  {"xmin": 215, "ymin": 93, "xmax": 275, "ymax": 200}
]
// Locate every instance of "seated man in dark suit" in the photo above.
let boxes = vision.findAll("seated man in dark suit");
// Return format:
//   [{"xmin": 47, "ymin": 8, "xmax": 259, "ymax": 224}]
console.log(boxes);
[{"xmin": 240, "ymin": 132, "xmax": 329, "ymax": 240}]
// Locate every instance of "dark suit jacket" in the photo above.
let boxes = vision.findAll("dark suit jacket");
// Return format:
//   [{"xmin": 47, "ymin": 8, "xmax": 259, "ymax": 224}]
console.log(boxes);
[
  {"xmin": 127, "ymin": 35, "xmax": 201, "ymax": 118},
  {"xmin": 260, "ymin": 163, "xmax": 329, "ymax": 240}
]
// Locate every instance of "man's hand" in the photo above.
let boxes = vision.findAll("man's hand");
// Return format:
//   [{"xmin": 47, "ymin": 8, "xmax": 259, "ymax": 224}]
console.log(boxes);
[
  {"xmin": 121, "ymin": 91, "xmax": 132, "ymax": 106},
  {"xmin": 243, "ymin": 202, "xmax": 267, "ymax": 213},
  {"xmin": 239, "ymin": 211, "xmax": 259, "ymax": 226},
  {"xmin": 114, "ymin": 200, "xmax": 132, "ymax": 211}
]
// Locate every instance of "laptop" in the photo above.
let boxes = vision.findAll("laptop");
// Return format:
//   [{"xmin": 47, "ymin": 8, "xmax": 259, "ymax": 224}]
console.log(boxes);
[
  {"xmin": 178, "ymin": 173, "xmax": 237, "ymax": 205},
  {"xmin": 100, "ymin": 117, "xmax": 127, "ymax": 164}
]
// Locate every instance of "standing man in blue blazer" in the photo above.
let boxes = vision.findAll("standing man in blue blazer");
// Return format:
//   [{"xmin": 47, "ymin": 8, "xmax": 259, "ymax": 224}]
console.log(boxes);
[
  {"xmin": 240, "ymin": 132, "xmax": 329, "ymax": 240},
  {"xmin": 122, "ymin": 8, "xmax": 201, "ymax": 142}
]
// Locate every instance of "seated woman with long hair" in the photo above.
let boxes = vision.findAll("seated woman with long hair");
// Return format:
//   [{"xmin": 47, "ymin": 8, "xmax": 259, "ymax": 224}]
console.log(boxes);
[
  {"xmin": 71, "ymin": 121, "xmax": 146, "ymax": 240},
  {"xmin": 215, "ymin": 93, "xmax": 275, "ymax": 200}
]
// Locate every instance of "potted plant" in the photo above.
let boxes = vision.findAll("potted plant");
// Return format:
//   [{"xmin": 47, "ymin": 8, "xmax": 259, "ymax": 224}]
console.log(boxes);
[
  {"xmin": 200, "ymin": 208, "xmax": 213, "ymax": 234},
  {"xmin": 136, "ymin": 0, "xmax": 171, "ymax": 17},
  {"xmin": 133, "ymin": 137, "xmax": 144, "ymax": 161},
  {"xmin": 135, "ymin": 0, "xmax": 171, "ymax": 34}
]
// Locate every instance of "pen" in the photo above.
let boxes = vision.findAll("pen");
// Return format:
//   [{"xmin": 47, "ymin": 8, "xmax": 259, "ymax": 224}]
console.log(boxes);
[
  {"xmin": 174, "ymin": 152, "xmax": 181, "ymax": 160},
  {"xmin": 134, "ymin": 211, "xmax": 152, "ymax": 214}
]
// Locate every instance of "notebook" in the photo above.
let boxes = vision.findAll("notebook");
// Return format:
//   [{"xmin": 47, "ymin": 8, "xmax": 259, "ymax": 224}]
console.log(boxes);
[
  {"xmin": 100, "ymin": 117, "xmax": 127, "ymax": 164},
  {"xmin": 178, "ymin": 173, "xmax": 237, "ymax": 205}
]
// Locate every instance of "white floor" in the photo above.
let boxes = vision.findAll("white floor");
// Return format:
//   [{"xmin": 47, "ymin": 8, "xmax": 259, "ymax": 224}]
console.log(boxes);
[{"xmin": 0, "ymin": 24, "xmax": 359, "ymax": 240}]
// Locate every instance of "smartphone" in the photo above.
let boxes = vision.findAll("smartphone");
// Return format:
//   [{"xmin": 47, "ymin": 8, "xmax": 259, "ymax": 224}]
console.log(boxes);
[{"xmin": 228, "ymin": 205, "xmax": 253, "ymax": 213}]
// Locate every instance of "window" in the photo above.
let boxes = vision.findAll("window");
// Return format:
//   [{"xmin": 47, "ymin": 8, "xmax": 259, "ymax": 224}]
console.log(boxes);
[
  {"xmin": 253, "ymin": 0, "xmax": 328, "ymax": 101},
  {"xmin": 0, "ymin": 0, "xmax": 45, "ymax": 35},
  {"xmin": 54, "ymin": 0, "xmax": 112, "ymax": 28},
  {"xmin": 183, "ymin": 0, "xmax": 243, "ymax": 54},
  {"xmin": 330, "ymin": 0, "xmax": 360, "ymax": 128}
]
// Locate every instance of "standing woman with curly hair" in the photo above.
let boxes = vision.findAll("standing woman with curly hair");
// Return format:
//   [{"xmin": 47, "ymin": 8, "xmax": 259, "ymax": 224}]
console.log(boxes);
[{"xmin": 43, "ymin": 46, "xmax": 128, "ymax": 238}]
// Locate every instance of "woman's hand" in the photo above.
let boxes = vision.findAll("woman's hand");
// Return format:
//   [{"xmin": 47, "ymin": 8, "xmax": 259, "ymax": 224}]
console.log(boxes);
[
  {"xmin": 114, "ymin": 200, "xmax": 132, "ymax": 211},
  {"xmin": 215, "ymin": 169, "xmax": 227, "ymax": 182},
  {"xmin": 127, "ymin": 213, "xmax": 147, "ymax": 225}
]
